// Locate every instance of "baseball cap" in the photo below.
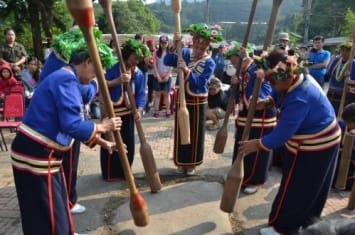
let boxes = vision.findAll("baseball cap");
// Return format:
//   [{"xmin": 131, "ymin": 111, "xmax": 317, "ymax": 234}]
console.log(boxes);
[{"xmin": 159, "ymin": 35, "xmax": 169, "ymax": 43}]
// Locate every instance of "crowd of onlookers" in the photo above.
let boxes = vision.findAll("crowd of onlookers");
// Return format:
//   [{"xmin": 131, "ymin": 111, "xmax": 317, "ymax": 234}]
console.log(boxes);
[
  {"xmin": 0, "ymin": 28, "xmax": 42, "ymax": 109},
  {"xmin": 1, "ymin": 27, "xmax": 354, "ymax": 127}
]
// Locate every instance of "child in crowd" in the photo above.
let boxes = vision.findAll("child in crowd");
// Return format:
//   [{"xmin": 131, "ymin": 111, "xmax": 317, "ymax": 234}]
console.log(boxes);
[{"xmin": 0, "ymin": 62, "xmax": 18, "ymax": 102}]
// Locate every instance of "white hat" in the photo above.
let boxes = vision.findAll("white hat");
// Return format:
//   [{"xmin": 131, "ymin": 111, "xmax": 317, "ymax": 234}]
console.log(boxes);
[{"xmin": 279, "ymin": 32, "xmax": 289, "ymax": 41}]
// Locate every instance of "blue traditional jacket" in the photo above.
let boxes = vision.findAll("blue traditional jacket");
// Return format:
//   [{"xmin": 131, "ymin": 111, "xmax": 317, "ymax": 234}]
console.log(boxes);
[
  {"xmin": 164, "ymin": 47, "xmax": 215, "ymax": 94},
  {"xmin": 105, "ymin": 63, "xmax": 146, "ymax": 109},
  {"xmin": 261, "ymin": 74, "xmax": 338, "ymax": 150}
]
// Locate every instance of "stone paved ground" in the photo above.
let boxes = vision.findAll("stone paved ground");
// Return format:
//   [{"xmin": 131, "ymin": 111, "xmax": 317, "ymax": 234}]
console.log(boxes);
[{"xmin": 0, "ymin": 114, "xmax": 354, "ymax": 235}]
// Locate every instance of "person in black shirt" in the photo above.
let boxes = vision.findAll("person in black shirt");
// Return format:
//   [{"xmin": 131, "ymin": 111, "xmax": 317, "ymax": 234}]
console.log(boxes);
[{"xmin": 206, "ymin": 76, "xmax": 228, "ymax": 130}]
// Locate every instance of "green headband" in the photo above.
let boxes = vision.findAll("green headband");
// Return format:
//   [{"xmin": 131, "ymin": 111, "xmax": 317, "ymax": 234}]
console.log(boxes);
[
  {"xmin": 254, "ymin": 52, "xmax": 299, "ymax": 81},
  {"xmin": 184, "ymin": 23, "xmax": 224, "ymax": 43},
  {"xmin": 52, "ymin": 28, "xmax": 116, "ymax": 69},
  {"xmin": 122, "ymin": 38, "xmax": 151, "ymax": 59},
  {"xmin": 224, "ymin": 41, "xmax": 254, "ymax": 59}
]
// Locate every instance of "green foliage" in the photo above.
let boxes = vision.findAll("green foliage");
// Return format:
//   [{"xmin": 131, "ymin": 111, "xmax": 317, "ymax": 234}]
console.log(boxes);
[
  {"xmin": 307, "ymin": 0, "xmax": 355, "ymax": 38},
  {"xmin": 342, "ymin": 8, "xmax": 355, "ymax": 36},
  {"xmin": 96, "ymin": 0, "xmax": 160, "ymax": 34},
  {"xmin": 0, "ymin": 0, "xmax": 32, "ymax": 51},
  {"xmin": 0, "ymin": 0, "xmax": 73, "ymax": 59},
  {"xmin": 147, "ymin": 0, "xmax": 303, "ymax": 44},
  {"xmin": 52, "ymin": 0, "xmax": 73, "ymax": 34}
]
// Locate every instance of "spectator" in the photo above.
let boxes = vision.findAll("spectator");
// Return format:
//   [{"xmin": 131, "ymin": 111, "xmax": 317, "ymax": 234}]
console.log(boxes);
[
  {"xmin": 21, "ymin": 56, "xmax": 41, "ymax": 106},
  {"xmin": 277, "ymin": 32, "xmax": 290, "ymax": 52},
  {"xmin": 0, "ymin": 62, "xmax": 17, "ymax": 102},
  {"xmin": 145, "ymin": 38, "xmax": 156, "ymax": 113},
  {"xmin": 205, "ymin": 76, "xmax": 228, "ymax": 130},
  {"xmin": 44, "ymin": 37, "xmax": 53, "ymax": 61},
  {"xmin": 308, "ymin": 35, "xmax": 331, "ymax": 88},
  {"xmin": 0, "ymin": 28, "xmax": 27, "ymax": 80},
  {"xmin": 213, "ymin": 44, "xmax": 226, "ymax": 80},
  {"xmin": 134, "ymin": 33, "xmax": 144, "ymax": 43},
  {"xmin": 299, "ymin": 45, "xmax": 309, "ymax": 60},
  {"xmin": 153, "ymin": 35, "xmax": 173, "ymax": 118}
]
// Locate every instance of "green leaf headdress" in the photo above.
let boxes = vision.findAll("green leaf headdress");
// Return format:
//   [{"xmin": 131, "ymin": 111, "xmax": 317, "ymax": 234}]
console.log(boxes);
[
  {"xmin": 184, "ymin": 23, "xmax": 224, "ymax": 43},
  {"xmin": 122, "ymin": 38, "xmax": 151, "ymax": 59},
  {"xmin": 254, "ymin": 50, "xmax": 300, "ymax": 81},
  {"xmin": 51, "ymin": 28, "xmax": 117, "ymax": 69},
  {"xmin": 224, "ymin": 41, "xmax": 254, "ymax": 59}
]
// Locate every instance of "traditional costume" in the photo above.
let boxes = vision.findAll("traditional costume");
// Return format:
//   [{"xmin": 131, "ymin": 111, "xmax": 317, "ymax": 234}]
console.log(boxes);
[
  {"xmin": 241, "ymin": 52, "xmax": 341, "ymax": 235},
  {"xmin": 225, "ymin": 42, "xmax": 277, "ymax": 191},
  {"xmin": 64, "ymin": 82, "xmax": 98, "ymax": 212},
  {"xmin": 100, "ymin": 38, "xmax": 149, "ymax": 181},
  {"xmin": 164, "ymin": 23, "xmax": 224, "ymax": 173},
  {"xmin": 326, "ymin": 42, "xmax": 355, "ymax": 115},
  {"xmin": 10, "ymin": 28, "xmax": 115, "ymax": 235}
]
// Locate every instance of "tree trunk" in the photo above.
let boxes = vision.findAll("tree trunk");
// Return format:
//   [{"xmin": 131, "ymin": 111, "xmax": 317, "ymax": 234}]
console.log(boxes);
[
  {"xmin": 38, "ymin": 0, "xmax": 54, "ymax": 38},
  {"xmin": 27, "ymin": 0, "xmax": 44, "ymax": 60}
]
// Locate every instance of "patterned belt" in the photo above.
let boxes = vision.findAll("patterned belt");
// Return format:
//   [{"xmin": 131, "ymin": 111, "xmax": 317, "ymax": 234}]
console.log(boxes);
[
  {"xmin": 236, "ymin": 116, "xmax": 277, "ymax": 128},
  {"xmin": 286, "ymin": 119, "xmax": 341, "ymax": 154},
  {"xmin": 11, "ymin": 150, "xmax": 62, "ymax": 175},
  {"xmin": 18, "ymin": 124, "xmax": 72, "ymax": 152}
]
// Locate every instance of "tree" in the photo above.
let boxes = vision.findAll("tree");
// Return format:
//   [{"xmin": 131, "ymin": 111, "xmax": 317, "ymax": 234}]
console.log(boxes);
[
  {"xmin": 307, "ymin": 0, "xmax": 355, "ymax": 38},
  {"xmin": 342, "ymin": 8, "xmax": 355, "ymax": 36},
  {"xmin": 96, "ymin": 0, "xmax": 160, "ymax": 35},
  {"xmin": 0, "ymin": 0, "xmax": 72, "ymax": 60}
]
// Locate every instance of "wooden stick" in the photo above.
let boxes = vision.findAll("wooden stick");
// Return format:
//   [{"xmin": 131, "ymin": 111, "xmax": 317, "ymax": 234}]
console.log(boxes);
[
  {"xmin": 213, "ymin": 0, "xmax": 258, "ymax": 154},
  {"xmin": 65, "ymin": 0, "xmax": 149, "ymax": 226},
  {"xmin": 348, "ymin": 164, "xmax": 355, "ymax": 209},
  {"xmin": 335, "ymin": 132, "xmax": 355, "ymax": 190},
  {"xmin": 220, "ymin": 0, "xmax": 283, "ymax": 213},
  {"xmin": 334, "ymin": 26, "xmax": 355, "ymax": 191},
  {"xmin": 172, "ymin": 0, "xmax": 190, "ymax": 145},
  {"xmin": 338, "ymin": 26, "xmax": 355, "ymax": 119},
  {"xmin": 99, "ymin": 0, "xmax": 162, "ymax": 193},
  {"xmin": 350, "ymin": 26, "xmax": 355, "ymax": 210}
]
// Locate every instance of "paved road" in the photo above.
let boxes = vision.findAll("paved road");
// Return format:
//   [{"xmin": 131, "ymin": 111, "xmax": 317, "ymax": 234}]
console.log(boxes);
[{"xmin": 0, "ymin": 113, "xmax": 354, "ymax": 235}]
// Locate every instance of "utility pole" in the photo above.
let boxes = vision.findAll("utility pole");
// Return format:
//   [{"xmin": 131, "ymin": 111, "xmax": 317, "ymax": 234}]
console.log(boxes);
[
  {"xmin": 206, "ymin": 0, "xmax": 210, "ymax": 25},
  {"xmin": 303, "ymin": 0, "xmax": 312, "ymax": 44}
]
